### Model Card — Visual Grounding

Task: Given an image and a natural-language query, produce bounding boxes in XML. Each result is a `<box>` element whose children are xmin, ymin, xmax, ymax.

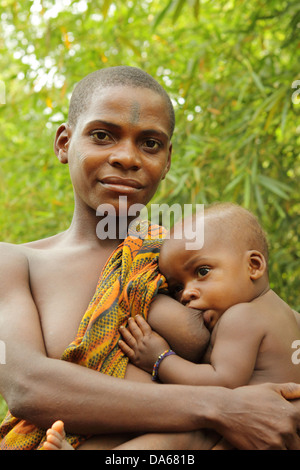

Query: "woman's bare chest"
<box><xmin>27</xmin><ymin>247</ymin><xmax>109</xmax><ymax>358</ymax></box>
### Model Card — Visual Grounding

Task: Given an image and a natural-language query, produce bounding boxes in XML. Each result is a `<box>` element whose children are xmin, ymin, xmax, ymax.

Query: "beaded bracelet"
<box><xmin>151</xmin><ymin>349</ymin><xmax>176</xmax><ymax>381</ymax></box>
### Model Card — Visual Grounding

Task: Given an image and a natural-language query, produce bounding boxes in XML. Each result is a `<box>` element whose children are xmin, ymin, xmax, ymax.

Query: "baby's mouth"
<box><xmin>202</xmin><ymin>310</ymin><xmax>214</xmax><ymax>329</ymax></box>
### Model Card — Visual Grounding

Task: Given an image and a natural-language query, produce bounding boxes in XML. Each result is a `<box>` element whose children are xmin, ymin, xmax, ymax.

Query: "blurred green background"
<box><xmin>0</xmin><ymin>0</ymin><xmax>299</xmax><ymax>421</ymax></box>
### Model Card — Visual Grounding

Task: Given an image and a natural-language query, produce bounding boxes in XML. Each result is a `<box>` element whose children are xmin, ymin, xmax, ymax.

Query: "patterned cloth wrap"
<box><xmin>0</xmin><ymin>222</ymin><xmax>167</xmax><ymax>450</ymax></box>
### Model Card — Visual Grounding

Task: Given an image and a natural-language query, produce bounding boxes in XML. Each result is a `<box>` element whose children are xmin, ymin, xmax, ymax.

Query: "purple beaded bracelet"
<box><xmin>151</xmin><ymin>349</ymin><xmax>176</xmax><ymax>381</ymax></box>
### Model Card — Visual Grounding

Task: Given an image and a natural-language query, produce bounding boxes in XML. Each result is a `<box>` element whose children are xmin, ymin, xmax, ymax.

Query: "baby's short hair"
<box><xmin>68</xmin><ymin>66</ymin><xmax>175</xmax><ymax>137</ymax></box>
<box><xmin>204</xmin><ymin>202</ymin><xmax>269</xmax><ymax>263</ymax></box>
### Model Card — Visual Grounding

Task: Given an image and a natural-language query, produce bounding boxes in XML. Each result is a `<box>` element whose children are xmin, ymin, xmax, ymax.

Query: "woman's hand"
<box><xmin>212</xmin><ymin>382</ymin><xmax>300</xmax><ymax>449</ymax></box>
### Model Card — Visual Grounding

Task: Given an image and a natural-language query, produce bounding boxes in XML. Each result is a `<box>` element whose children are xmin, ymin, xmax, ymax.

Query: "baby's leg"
<box><xmin>77</xmin><ymin>433</ymin><xmax>138</xmax><ymax>450</ymax></box>
<box><xmin>212</xmin><ymin>437</ymin><xmax>234</xmax><ymax>450</ymax></box>
<box><xmin>44</xmin><ymin>421</ymin><xmax>221</xmax><ymax>451</ymax></box>
<box><xmin>44</xmin><ymin>421</ymin><xmax>140</xmax><ymax>450</ymax></box>
<box><xmin>43</xmin><ymin>421</ymin><xmax>74</xmax><ymax>450</ymax></box>
<box><xmin>113</xmin><ymin>430</ymin><xmax>220</xmax><ymax>450</ymax></box>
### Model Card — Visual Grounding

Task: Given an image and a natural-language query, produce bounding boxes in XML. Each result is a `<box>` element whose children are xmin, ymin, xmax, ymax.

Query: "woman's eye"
<box><xmin>143</xmin><ymin>139</ymin><xmax>160</xmax><ymax>151</ymax></box>
<box><xmin>91</xmin><ymin>131</ymin><xmax>112</xmax><ymax>143</ymax></box>
<box><xmin>197</xmin><ymin>267</ymin><xmax>210</xmax><ymax>278</ymax></box>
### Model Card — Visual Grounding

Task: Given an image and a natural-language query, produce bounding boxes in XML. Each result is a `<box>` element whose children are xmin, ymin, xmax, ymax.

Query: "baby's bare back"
<box><xmin>246</xmin><ymin>290</ymin><xmax>300</xmax><ymax>386</ymax></box>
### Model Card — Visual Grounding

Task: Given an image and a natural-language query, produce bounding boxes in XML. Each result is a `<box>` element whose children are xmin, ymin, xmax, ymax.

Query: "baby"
<box><xmin>44</xmin><ymin>202</ymin><xmax>300</xmax><ymax>449</ymax></box>
<box><xmin>119</xmin><ymin>202</ymin><xmax>300</xmax><ymax>389</ymax></box>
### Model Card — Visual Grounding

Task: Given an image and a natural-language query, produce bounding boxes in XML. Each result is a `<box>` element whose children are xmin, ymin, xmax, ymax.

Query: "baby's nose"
<box><xmin>181</xmin><ymin>284</ymin><xmax>200</xmax><ymax>306</ymax></box>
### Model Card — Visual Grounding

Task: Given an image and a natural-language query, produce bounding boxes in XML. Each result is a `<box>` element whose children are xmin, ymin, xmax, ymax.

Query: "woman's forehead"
<box><xmin>76</xmin><ymin>86</ymin><xmax>172</xmax><ymax>135</ymax></box>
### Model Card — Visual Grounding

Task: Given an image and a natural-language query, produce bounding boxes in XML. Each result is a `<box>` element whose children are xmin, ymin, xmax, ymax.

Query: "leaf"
<box><xmin>257</xmin><ymin>175</ymin><xmax>292</xmax><ymax>200</ymax></box>
<box><xmin>254</xmin><ymin>184</ymin><xmax>266</xmax><ymax>216</ymax></box>
<box><xmin>271</xmin><ymin>198</ymin><xmax>287</xmax><ymax>219</ymax></box>
<box><xmin>264</xmin><ymin>97</ymin><xmax>280</xmax><ymax>131</ymax></box>
<box><xmin>244</xmin><ymin>173</ymin><xmax>251</xmax><ymax>208</ymax></box>
<box><xmin>102</xmin><ymin>0</ymin><xmax>113</xmax><ymax>19</ymax></box>
<box><xmin>281</xmin><ymin>97</ymin><xmax>289</xmax><ymax>136</ymax></box>
<box><xmin>251</xmin><ymin>154</ymin><xmax>258</xmax><ymax>181</ymax></box>
<box><xmin>224</xmin><ymin>172</ymin><xmax>245</xmax><ymax>193</ymax></box>
<box><xmin>187</xmin><ymin>0</ymin><xmax>200</xmax><ymax>19</ymax></box>
<box><xmin>152</xmin><ymin>0</ymin><xmax>174</xmax><ymax>30</ymax></box>
<box><xmin>172</xmin><ymin>0</ymin><xmax>186</xmax><ymax>24</ymax></box>
<box><xmin>193</xmin><ymin>0</ymin><xmax>200</xmax><ymax>19</ymax></box>
<box><xmin>243</xmin><ymin>58</ymin><xmax>266</xmax><ymax>96</ymax></box>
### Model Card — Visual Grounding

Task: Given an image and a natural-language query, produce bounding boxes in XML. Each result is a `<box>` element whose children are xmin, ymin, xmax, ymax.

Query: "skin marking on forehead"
<box><xmin>130</xmin><ymin>101</ymin><xmax>141</xmax><ymax>125</ymax></box>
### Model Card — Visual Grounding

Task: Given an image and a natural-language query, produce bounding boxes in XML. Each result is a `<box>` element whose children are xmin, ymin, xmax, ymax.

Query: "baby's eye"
<box><xmin>170</xmin><ymin>284</ymin><xmax>183</xmax><ymax>298</ymax></box>
<box><xmin>197</xmin><ymin>267</ymin><xmax>210</xmax><ymax>278</ymax></box>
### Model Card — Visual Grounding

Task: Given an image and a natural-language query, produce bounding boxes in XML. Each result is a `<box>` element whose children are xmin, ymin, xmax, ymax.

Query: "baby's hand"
<box><xmin>119</xmin><ymin>315</ymin><xmax>170</xmax><ymax>374</ymax></box>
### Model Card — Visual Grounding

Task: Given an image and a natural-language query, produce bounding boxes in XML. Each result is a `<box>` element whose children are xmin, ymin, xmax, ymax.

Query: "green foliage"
<box><xmin>0</xmin><ymin>399</ymin><xmax>7</xmax><ymax>422</ymax></box>
<box><xmin>0</xmin><ymin>0</ymin><xmax>299</xmax><ymax>419</ymax></box>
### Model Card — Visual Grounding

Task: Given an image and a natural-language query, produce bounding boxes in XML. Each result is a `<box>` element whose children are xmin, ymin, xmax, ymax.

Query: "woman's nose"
<box><xmin>108</xmin><ymin>140</ymin><xmax>141</xmax><ymax>171</ymax></box>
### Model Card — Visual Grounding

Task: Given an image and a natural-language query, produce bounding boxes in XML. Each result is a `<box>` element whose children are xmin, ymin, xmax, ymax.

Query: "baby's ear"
<box><xmin>247</xmin><ymin>250</ymin><xmax>267</xmax><ymax>280</ymax></box>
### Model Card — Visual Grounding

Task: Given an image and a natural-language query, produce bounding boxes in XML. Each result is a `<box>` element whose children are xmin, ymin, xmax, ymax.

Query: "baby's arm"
<box><xmin>120</xmin><ymin>304</ymin><xmax>266</xmax><ymax>388</ymax></box>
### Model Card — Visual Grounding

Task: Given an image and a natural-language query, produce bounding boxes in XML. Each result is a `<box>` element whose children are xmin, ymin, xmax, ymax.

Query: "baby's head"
<box><xmin>159</xmin><ymin>202</ymin><xmax>269</xmax><ymax>330</ymax></box>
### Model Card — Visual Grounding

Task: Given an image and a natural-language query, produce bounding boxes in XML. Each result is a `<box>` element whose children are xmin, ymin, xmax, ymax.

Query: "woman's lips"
<box><xmin>99</xmin><ymin>176</ymin><xmax>143</xmax><ymax>194</ymax></box>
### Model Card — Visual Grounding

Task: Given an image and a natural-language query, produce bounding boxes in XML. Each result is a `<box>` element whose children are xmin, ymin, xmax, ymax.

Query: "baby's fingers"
<box><xmin>134</xmin><ymin>315</ymin><xmax>153</xmax><ymax>335</ymax></box>
<box><xmin>118</xmin><ymin>339</ymin><xmax>136</xmax><ymax>361</ymax></box>
<box><xmin>119</xmin><ymin>324</ymin><xmax>137</xmax><ymax>349</ymax></box>
<box><xmin>127</xmin><ymin>317</ymin><xmax>145</xmax><ymax>340</ymax></box>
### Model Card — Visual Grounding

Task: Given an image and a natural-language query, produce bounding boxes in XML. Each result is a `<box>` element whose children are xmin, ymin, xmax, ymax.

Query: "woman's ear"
<box><xmin>162</xmin><ymin>143</ymin><xmax>172</xmax><ymax>180</ymax></box>
<box><xmin>54</xmin><ymin>123</ymin><xmax>71</xmax><ymax>164</ymax></box>
<box><xmin>247</xmin><ymin>250</ymin><xmax>267</xmax><ymax>280</ymax></box>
